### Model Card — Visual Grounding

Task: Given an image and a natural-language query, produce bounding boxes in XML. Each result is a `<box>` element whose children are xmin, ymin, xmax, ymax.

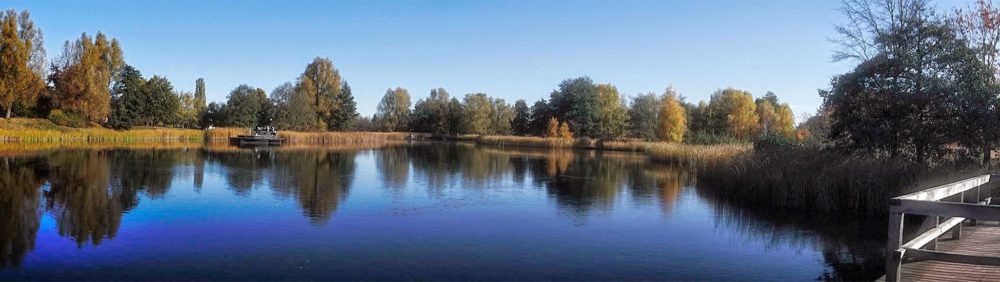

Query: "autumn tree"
<box><xmin>558</xmin><ymin>121</ymin><xmax>573</xmax><ymax>140</ymax></box>
<box><xmin>659</xmin><ymin>92</ymin><xmax>687</xmax><ymax>142</ymax></box>
<box><xmin>707</xmin><ymin>88</ymin><xmax>759</xmax><ymax>139</ymax></box>
<box><xmin>0</xmin><ymin>10</ymin><xmax>44</xmax><ymax>119</ymax></box>
<box><xmin>546</xmin><ymin>117</ymin><xmax>559</xmax><ymax>138</ymax></box>
<box><xmin>50</xmin><ymin>32</ymin><xmax>124</xmax><ymax>122</ymax></box>
<box><xmin>296</xmin><ymin>57</ymin><xmax>342</xmax><ymax>130</ymax></box>
<box><xmin>374</xmin><ymin>87</ymin><xmax>411</xmax><ymax>132</ymax></box>
<box><xmin>954</xmin><ymin>0</ymin><xmax>1000</xmax><ymax>77</ymax></box>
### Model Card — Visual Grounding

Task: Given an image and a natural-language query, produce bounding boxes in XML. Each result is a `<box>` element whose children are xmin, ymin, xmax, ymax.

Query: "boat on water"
<box><xmin>229</xmin><ymin>127</ymin><xmax>285</xmax><ymax>146</ymax></box>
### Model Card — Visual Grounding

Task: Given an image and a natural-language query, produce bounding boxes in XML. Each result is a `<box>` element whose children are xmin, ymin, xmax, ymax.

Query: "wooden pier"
<box><xmin>882</xmin><ymin>175</ymin><xmax>1000</xmax><ymax>281</ymax></box>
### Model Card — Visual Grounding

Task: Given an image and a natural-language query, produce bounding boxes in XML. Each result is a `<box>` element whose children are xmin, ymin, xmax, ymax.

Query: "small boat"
<box><xmin>229</xmin><ymin>127</ymin><xmax>285</xmax><ymax>146</ymax></box>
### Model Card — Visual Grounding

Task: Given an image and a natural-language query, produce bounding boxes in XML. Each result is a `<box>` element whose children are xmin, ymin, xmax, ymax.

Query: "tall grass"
<box><xmin>0</xmin><ymin>118</ymin><xmax>203</xmax><ymax>143</ymax></box>
<box><xmin>696</xmin><ymin>145</ymin><xmax>991</xmax><ymax>215</ymax></box>
<box><xmin>473</xmin><ymin>135</ymin><xmax>750</xmax><ymax>165</ymax></box>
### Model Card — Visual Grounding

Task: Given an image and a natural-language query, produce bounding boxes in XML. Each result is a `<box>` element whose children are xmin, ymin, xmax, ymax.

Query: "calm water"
<box><xmin>0</xmin><ymin>143</ymin><xmax>883</xmax><ymax>280</ymax></box>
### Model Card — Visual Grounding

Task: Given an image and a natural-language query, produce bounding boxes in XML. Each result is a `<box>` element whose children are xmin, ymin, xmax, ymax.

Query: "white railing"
<box><xmin>886</xmin><ymin>174</ymin><xmax>996</xmax><ymax>281</ymax></box>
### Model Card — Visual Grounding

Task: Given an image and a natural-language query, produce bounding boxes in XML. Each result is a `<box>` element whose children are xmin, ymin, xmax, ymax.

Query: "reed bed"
<box><xmin>0</xmin><ymin>119</ymin><xmax>203</xmax><ymax>144</ymax></box>
<box><xmin>642</xmin><ymin>142</ymin><xmax>752</xmax><ymax>166</ymax></box>
<box><xmin>695</xmin><ymin>146</ymin><xmax>991</xmax><ymax>215</ymax></box>
<box><xmin>474</xmin><ymin>135</ymin><xmax>750</xmax><ymax>165</ymax></box>
<box><xmin>475</xmin><ymin>135</ymin><xmax>575</xmax><ymax>148</ymax></box>
<box><xmin>205</xmin><ymin>127</ymin><xmax>426</xmax><ymax>145</ymax></box>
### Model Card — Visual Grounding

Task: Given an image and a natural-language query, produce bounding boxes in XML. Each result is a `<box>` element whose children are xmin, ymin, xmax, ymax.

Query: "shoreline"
<box><xmin>0</xmin><ymin>119</ymin><xmax>752</xmax><ymax>164</ymax></box>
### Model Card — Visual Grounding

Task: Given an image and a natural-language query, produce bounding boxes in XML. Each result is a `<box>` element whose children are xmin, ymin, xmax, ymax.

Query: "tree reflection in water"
<box><xmin>269</xmin><ymin>150</ymin><xmax>355</xmax><ymax>224</ymax></box>
<box><xmin>696</xmin><ymin>187</ymin><xmax>886</xmax><ymax>281</ymax></box>
<box><xmin>0</xmin><ymin>145</ymin><xmax>881</xmax><ymax>280</ymax></box>
<box><xmin>0</xmin><ymin>157</ymin><xmax>44</xmax><ymax>268</ymax></box>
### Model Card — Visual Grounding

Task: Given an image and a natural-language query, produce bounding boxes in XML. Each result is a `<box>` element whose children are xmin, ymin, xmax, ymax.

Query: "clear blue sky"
<box><xmin>7</xmin><ymin>0</ymin><xmax>868</xmax><ymax>119</ymax></box>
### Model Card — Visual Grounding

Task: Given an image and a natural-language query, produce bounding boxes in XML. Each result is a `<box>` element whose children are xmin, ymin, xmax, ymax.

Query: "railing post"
<box><xmin>887</xmin><ymin>205</ymin><xmax>904</xmax><ymax>282</ymax></box>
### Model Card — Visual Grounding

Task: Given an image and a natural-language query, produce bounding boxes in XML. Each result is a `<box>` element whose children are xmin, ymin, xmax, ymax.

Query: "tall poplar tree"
<box><xmin>0</xmin><ymin>10</ymin><xmax>44</xmax><ymax>119</ymax></box>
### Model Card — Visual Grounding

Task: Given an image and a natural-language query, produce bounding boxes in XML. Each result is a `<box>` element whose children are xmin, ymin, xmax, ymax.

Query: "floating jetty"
<box><xmin>229</xmin><ymin>127</ymin><xmax>284</xmax><ymax>146</ymax></box>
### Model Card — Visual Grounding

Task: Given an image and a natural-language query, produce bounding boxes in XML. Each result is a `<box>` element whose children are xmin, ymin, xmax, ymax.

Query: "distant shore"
<box><xmin>0</xmin><ymin>118</ymin><xmax>752</xmax><ymax>164</ymax></box>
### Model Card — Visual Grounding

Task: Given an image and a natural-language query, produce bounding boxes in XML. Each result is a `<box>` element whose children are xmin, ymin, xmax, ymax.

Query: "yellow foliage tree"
<box><xmin>53</xmin><ymin>32</ymin><xmax>124</xmax><ymax>123</ymax></box>
<box><xmin>708</xmin><ymin>88</ymin><xmax>759</xmax><ymax>139</ymax></box>
<box><xmin>774</xmin><ymin>103</ymin><xmax>795</xmax><ymax>137</ymax></box>
<box><xmin>658</xmin><ymin>93</ymin><xmax>687</xmax><ymax>142</ymax></box>
<box><xmin>546</xmin><ymin>117</ymin><xmax>559</xmax><ymax>138</ymax></box>
<box><xmin>0</xmin><ymin>10</ymin><xmax>44</xmax><ymax>119</ymax></box>
<box><xmin>558</xmin><ymin>121</ymin><xmax>573</xmax><ymax>140</ymax></box>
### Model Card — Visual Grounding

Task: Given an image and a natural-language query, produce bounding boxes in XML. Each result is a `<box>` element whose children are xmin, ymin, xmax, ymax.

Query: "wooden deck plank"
<box><xmin>879</xmin><ymin>224</ymin><xmax>1000</xmax><ymax>281</ymax></box>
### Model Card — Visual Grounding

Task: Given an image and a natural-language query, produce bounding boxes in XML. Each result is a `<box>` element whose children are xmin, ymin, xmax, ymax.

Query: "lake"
<box><xmin>0</xmin><ymin>143</ymin><xmax>883</xmax><ymax>280</ymax></box>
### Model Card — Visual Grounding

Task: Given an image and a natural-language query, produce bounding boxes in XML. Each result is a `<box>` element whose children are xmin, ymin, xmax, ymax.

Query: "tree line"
<box><xmin>0</xmin><ymin>7</ymin><xmax>796</xmax><ymax>143</ymax></box>
<box><xmin>368</xmin><ymin>76</ymin><xmax>796</xmax><ymax>143</ymax></box>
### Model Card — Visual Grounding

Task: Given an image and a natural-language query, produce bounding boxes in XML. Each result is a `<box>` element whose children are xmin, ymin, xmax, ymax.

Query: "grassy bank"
<box><xmin>0</xmin><ymin>118</ymin><xmax>203</xmax><ymax>143</ymax></box>
<box><xmin>0</xmin><ymin>120</ymin><xmax>749</xmax><ymax>166</ymax></box>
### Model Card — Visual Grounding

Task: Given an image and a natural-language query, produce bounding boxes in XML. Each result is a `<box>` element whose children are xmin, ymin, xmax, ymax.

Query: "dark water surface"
<box><xmin>0</xmin><ymin>143</ymin><xmax>883</xmax><ymax>280</ymax></box>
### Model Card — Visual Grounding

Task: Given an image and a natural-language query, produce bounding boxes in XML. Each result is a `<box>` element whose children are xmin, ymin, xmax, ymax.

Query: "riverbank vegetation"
<box><xmin>696</xmin><ymin>0</ymin><xmax>1000</xmax><ymax>216</ymax></box>
<box><xmin>0</xmin><ymin>118</ymin><xmax>202</xmax><ymax>143</ymax></box>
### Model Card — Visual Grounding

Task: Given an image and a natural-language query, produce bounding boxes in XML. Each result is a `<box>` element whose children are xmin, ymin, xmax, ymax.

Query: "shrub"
<box><xmin>47</xmin><ymin>110</ymin><xmax>89</xmax><ymax>128</ymax></box>
<box><xmin>753</xmin><ymin>132</ymin><xmax>799</xmax><ymax>152</ymax></box>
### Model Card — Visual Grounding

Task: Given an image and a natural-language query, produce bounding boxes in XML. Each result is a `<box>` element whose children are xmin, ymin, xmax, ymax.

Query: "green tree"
<box><xmin>194</xmin><ymin>78</ymin><xmax>206</xmax><ymax>112</ymax></box>
<box><xmin>512</xmin><ymin>99</ymin><xmax>531</xmax><ymax>136</ymax></box>
<box><xmin>490</xmin><ymin>97</ymin><xmax>515</xmax><ymax>135</ymax></box>
<box><xmin>143</xmin><ymin>76</ymin><xmax>179</xmax><ymax>126</ymax></box>
<box><xmin>106</xmin><ymin>65</ymin><xmax>144</xmax><ymax>129</ymax></box>
<box><xmin>270</xmin><ymin>82</ymin><xmax>315</xmax><ymax>131</ymax></box>
<box><xmin>175</xmin><ymin>90</ymin><xmax>199</xmax><ymax>128</ymax></box>
<box><xmin>629</xmin><ymin>92</ymin><xmax>661</xmax><ymax>140</ymax></box>
<box><xmin>410</xmin><ymin>88</ymin><xmax>452</xmax><ymax>135</ymax></box>
<box><xmin>223</xmin><ymin>84</ymin><xmax>269</xmax><ymax>128</ymax></box>
<box><xmin>374</xmin><ymin>87</ymin><xmax>411</xmax><ymax>132</ymax></box>
<box><xmin>327</xmin><ymin>81</ymin><xmax>357</xmax><ymax>131</ymax></box>
<box><xmin>447</xmin><ymin>97</ymin><xmax>464</xmax><ymax>135</ymax></box>
<box><xmin>462</xmin><ymin>93</ymin><xmax>492</xmax><ymax>135</ymax></box>
<box><xmin>825</xmin><ymin>0</ymin><xmax>999</xmax><ymax>163</ymax></box>
<box><xmin>593</xmin><ymin>83</ymin><xmax>628</xmax><ymax>139</ymax></box>
<box><xmin>528</xmin><ymin>99</ymin><xmax>551</xmax><ymax>136</ymax></box>
<box><xmin>550</xmin><ymin>77</ymin><xmax>599</xmax><ymax>137</ymax></box>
